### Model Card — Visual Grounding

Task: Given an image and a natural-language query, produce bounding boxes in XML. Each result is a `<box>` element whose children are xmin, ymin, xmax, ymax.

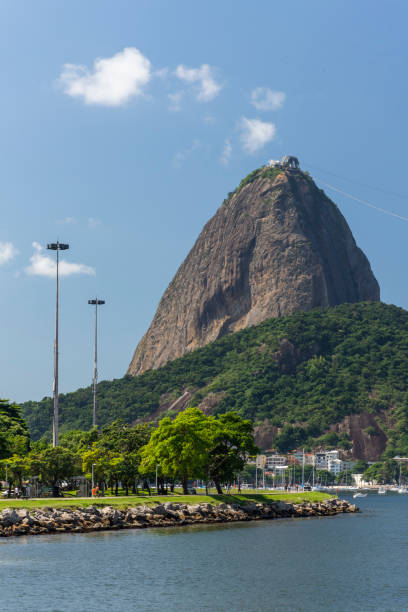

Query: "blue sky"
<box><xmin>1</xmin><ymin>0</ymin><xmax>408</xmax><ymax>402</ymax></box>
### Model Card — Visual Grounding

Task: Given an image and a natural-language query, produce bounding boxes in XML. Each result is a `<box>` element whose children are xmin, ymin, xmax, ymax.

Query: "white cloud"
<box><xmin>175</xmin><ymin>64</ymin><xmax>221</xmax><ymax>102</ymax></box>
<box><xmin>57</xmin><ymin>216</ymin><xmax>77</xmax><ymax>225</ymax></box>
<box><xmin>168</xmin><ymin>91</ymin><xmax>184</xmax><ymax>112</ymax></box>
<box><xmin>172</xmin><ymin>139</ymin><xmax>201</xmax><ymax>168</ymax></box>
<box><xmin>220</xmin><ymin>139</ymin><xmax>232</xmax><ymax>166</ymax></box>
<box><xmin>88</xmin><ymin>217</ymin><xmax>102</xmax><ymax>230</ymax></box>
<box><xmin>0</xmin><ymin>242</ymin><xmax>18</xmax><ymax>265</ymax></box>
<box><xmin>26</xmin><ymin>242</ymin><xmax>95</xmax><ymax>278</ymax></box>
<box><xmin>155</xmin><ymin>67</ymin><xmax>169</xmax><ymax>78</ymax></box>
<box><xmin>239</xmin><ymin>117</ymin><xmax>276</xmax><ymax>154</ymax></box>
<box><xmin>59</xmin><ymin>47</ymin><xmax>151</xmax><ymax>106</ymax></box>
<box><xmin>251</xmin><ymin>87</ymin><xmax>286</xmax><ymax>111</ymax></box>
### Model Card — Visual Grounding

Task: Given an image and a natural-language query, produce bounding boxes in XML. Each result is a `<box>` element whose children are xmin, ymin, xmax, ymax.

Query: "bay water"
<box><xmin>0</xmin><ymin>493</ymin><xmax>407</xmax><ymax>612</ymax></box>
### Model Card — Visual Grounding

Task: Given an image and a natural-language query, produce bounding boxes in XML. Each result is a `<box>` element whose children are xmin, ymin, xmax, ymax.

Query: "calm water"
<box><xmin>0</xmin><ymin>494</ymin><xmax>407</xmax><ymax>612</ymax></box>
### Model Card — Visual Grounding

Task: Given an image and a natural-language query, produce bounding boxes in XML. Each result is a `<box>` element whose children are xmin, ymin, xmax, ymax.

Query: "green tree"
<box><xmin>0</xmin><ymin>399</ymin><xmax>29</xmax><ymax>459</ymax></box>
<box><xmin>0</xmin><ymin>454</ymin><xmax>31</xmax><ymax>496</ymax></box>
<box><xmin>59</xmin><ymin>428</ymin><xmax>99</xmax><ymax>452</ymax></box>
<box><xmin>205</xmin><ymin>412</ymin><xmax>258</xmax><ymax>493</ymax></box>
<box><xmin>352</xmin><ymin>460</ymin><xmax>368</xmax><ymax>473</ymax></box>
<box><xmin>96</xmin><ymin>421</ymin><xmax>152</xmax><ymax>495</ymax></box>
<box><xmin>362</xmin><ymin>459</ymin><xmax>398</xmax><ymax>484</ymax></box>
<box><xmin>139</xmin><ymin>408</ymin><xmax>209</xmax><ymax>494</ymax></box>
<box><xmin>82</xmin><ymin>446</ymin><xmax>116</xmax><ymax>493</ymax></box>
<box><xmin>34</xmin><ymin>446</ymin><xmax>80</xmax><ymax>496</ymax></box>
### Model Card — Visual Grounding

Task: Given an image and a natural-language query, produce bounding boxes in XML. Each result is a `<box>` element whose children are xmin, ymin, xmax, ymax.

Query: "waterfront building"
<box><xmin>289</xmin><ymin>451</ymin><xmax>314</xmax><ymax>465</ymax></box>
<box><xmin>255</xmin><ymin>455</ymin><xmax>267</xmax><ymax>468</ymax></box>
<box><xmin>326</xmin><ymin>450</ymin><xmax>340</xmax><ymax>461</ymax></box>
<box><xmin>314</xmin><ymin>452</ymin><xmax>329</xmax><ymax>470</ymax></box>
<box><xmin>314</xmin><ymin>450</ymin><xmax>342</xmax><ymax>471</ymax></box>
<box><xmin>265</xmin><ymin>454</ymin><xmax>287</xmax><ymax>469</ymax></box>
<box><xmin>327</xmin><ymin>458</ymin><xmax>344</xmax><ymax>474</ymax></box>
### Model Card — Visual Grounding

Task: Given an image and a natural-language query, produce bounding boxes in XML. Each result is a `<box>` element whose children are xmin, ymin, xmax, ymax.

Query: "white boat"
<box><xmin>353</xmin><ymin>492</ymin><xmax>367</xmax><ymax>498</ymax></box>
<box><xmin>378</xmin><ymin>486</ymin><xmax>386</xmax><ymax>495</ymax></box>
<box><xmin>398</xmin><ymin>487</ymin><xmax>407</xmax><ymax>494</ymax></box>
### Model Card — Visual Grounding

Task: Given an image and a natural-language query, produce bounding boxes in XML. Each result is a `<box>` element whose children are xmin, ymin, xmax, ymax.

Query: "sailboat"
<box><xmin>311</xmin><ymin>461</ymin><xmax>321</xmax><ymax>490</ymax></box>
<box><xmin>353</xmin><ymin>491</ymin><xmax>367</xmax><ymax>498</ymax></box>
<box><xmin>397</xmin><ymin>462</ymin><xmax>406</xmax><ymax>493</ymax></box>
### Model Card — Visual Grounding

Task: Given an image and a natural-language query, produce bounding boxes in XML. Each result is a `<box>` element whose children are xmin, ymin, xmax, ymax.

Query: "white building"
<box><xmin>266</xmin><ymin>159</ymin><xmax>281</xmax><ymax>168</ymax></box>
<box><xmin>314</xmin><ymin>450</ymin><xmax>341</xmax><ymax>471</ymax></box>
<box><xmin>291</xmin><ymin>451</ymin><xmax>314</xmax><ymax>466</ymax></box>
<box><xmin>266</xmin><ymin>454</ymin><xmax>287</xmax><ymax>469</ymax></box>
<box><xmin>328</xmin><ymin>458</ymin><xmax>344</xmax><ymax>475</ymax></box>
<box><xmin>255</xmin><ymin>455</ymin><xmax>267</xmax><ymax>468</ymax></box>
<box><xmin>314</xmin><ymin>452</ymin><xmax>329</xmax><ymax>470</ymax></box>
<box><xmin>326</xmin><ymin>450</ymin><xmax>340</xmax><ymax>461</ymax></box>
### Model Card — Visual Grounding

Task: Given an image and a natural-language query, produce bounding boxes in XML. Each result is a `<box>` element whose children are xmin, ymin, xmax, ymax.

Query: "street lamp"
<box><xmin>88</xmin><ymin>298</ymin><xmax>105</xmax><ymax>428</ymax></box>
<box><xmin>91</xmin><ymin>463</ymin><xmax>96</xmax><ymax>497</ymax></box>
<box><xmin>47</xmin><ymin>241</ymin><xmax>69</xmax><ymax>447</ymax></box>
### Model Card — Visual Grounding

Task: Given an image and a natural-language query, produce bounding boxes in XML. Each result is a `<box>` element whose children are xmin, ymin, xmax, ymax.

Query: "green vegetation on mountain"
<box><xmin>21</xmin><ymin>302</ymin><xmax>408</xmax><ymax>457</ymax></box>
<box><xmin>232</xmin><ymin>165</ymin><xmax>284</xmax><ymax>196</ymax></box>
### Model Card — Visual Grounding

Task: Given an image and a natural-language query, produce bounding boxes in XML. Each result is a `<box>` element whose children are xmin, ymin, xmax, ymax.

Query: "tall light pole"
<box><xmin>47</xmin><ymin>241</ymin><xmax>69</xmax><ymax>447</ymax></box>
<box><xmin>88</xmin><ymin>298</ymin><xmax>105</xmax><ymax>428</ymax></box>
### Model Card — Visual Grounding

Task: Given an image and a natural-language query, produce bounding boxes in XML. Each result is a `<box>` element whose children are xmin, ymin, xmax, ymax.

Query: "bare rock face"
<box><xmin>128</xmin><ymin>167</ymin><xmax>379</xmax><ymax>375</ymax></box>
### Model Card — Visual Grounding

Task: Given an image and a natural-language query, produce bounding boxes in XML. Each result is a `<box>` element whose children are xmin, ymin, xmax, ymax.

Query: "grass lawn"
<box><xmin>0</xmin><ymin>491</ymin><xmax>332</xmax><ymax>511</ymax></box>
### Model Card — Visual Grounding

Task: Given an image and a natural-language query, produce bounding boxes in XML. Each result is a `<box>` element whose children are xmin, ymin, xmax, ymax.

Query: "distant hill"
<box><xmin>21</xmin><ymin>302</ymin><xmax>408</xmax><ymax>460</ymax></box>
<box><xmin>128</xmin><ymin>162</ymin><xmax>379</xmax><ymax>376</ymax></box>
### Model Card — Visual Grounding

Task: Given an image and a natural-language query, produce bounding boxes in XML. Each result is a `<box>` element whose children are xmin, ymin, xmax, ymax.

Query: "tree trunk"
<box><xmin>214</xmin><ymin>479</ymin><xmax>223</xmax><ymax>494</ymax></box>
<box><xmin>182</xmin><ymin>470</ymin><xmax>189</xmax><ymax>495</ymax></box>
<box><xmin>115</xmin><ymin>480</ymin><xmax>118</xmax><ymax>496</ymax></box>
<box><xmin>52</xmin><ymin>483</ymin><xmax>60</xmax><ymax>497</ymax></box>
<box><xmin>158</xmin><ymin>477</ymin><xmax>166</xmax><ymax>495</ymax></box>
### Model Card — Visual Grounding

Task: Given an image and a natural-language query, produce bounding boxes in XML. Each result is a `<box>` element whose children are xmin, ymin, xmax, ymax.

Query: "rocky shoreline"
<box><xmin>0</xmin><ymin>498</ymin><xmax>358</xmax><ymax>538</ymax></box>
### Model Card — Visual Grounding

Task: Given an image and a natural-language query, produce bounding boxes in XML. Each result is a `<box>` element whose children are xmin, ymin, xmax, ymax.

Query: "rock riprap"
<box><xmin>0</xmin><ymin>499</ymin><xmax>358</xmax><ymax>537</ymax></box>
<box><xmin>128</xmin><ymin>166</ymin><xmax>379</xmax><ymax>375</ymax></box>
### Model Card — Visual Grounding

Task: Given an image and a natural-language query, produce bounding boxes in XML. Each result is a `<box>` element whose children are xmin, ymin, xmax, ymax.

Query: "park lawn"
<box><xmin>0</xmin><ymin>491</ymin><xmax>332</xmax><ymax>511</ymax></box>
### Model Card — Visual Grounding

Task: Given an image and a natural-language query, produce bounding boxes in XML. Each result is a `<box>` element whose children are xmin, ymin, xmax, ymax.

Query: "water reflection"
<box><xmin>0</xmin><ymin>495</ymin><xmax>407</xmax><ymax>612</ymax></box>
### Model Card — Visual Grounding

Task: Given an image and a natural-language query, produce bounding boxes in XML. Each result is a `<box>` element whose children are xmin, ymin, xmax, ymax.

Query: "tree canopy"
<box><xmin>0</xmin><ymin>399</ymin><xmax>29</xmax><ymax>460</ymax></box>
<box><xmin>139</xmin><ymin>408</ymin><xmax>257</xmax><ymax>493</ymax></box>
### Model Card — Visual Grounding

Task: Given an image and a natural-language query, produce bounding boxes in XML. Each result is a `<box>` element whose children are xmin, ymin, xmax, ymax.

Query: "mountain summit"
<box><xmin>128</xmin><ymin>158</ymin><xmax>380</xmax><ymax>376</ymax></box>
